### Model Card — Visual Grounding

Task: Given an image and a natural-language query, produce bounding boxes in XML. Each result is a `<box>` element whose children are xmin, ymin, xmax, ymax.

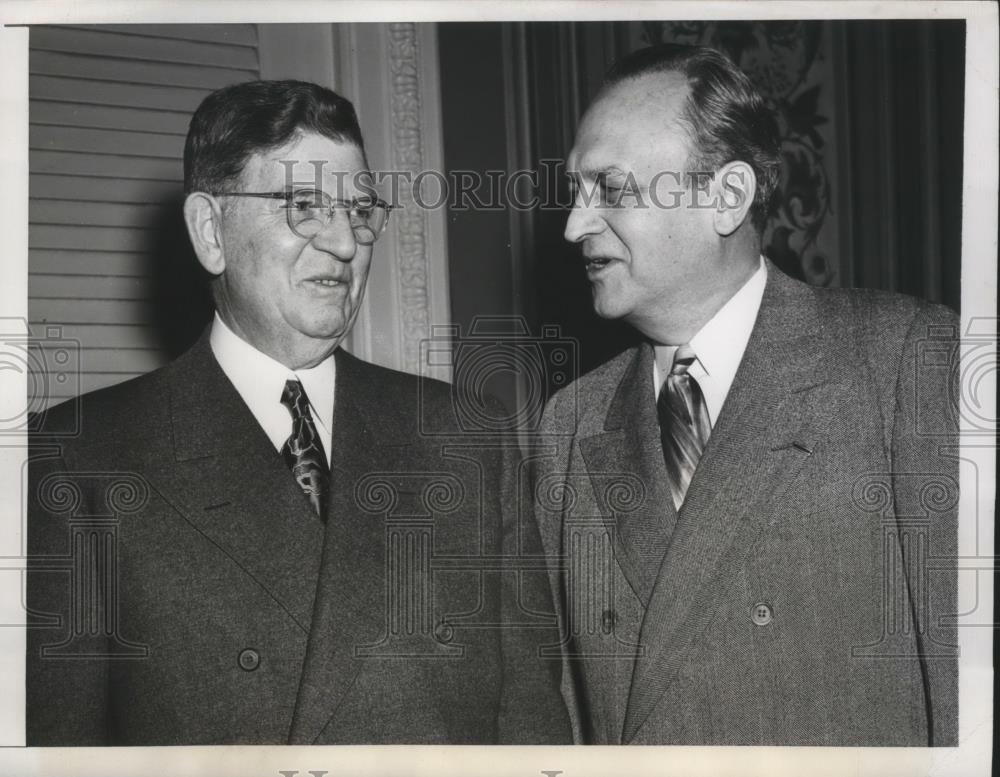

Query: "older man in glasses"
<box><xmin>27</xmin><ymin>80</ymin><xmax>570</xmax><ymax>746</ymax></box>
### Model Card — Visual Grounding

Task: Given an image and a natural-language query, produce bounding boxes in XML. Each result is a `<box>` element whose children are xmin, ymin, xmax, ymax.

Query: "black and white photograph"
<box><xmin>0</xmin><ymin>2</ymin><xmax>995</xmax><ymax>776</ymax></box>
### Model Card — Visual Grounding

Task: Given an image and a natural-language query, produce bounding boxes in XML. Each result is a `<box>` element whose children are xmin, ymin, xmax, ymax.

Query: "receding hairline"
<box><xmin>580</xmin><ymin>69</ymin><xmax>702</xmax><ymax>164</ymax></box>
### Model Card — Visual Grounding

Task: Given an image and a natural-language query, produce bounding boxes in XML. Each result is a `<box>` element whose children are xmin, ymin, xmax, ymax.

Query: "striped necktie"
<box><xmin>280</xmin><ymin>379</ymin><xmax>330</xmax><ymax>520</ymax></box>
<box><xmin>657</xmin><ymin>344</ymin><xmax>712</xmax><ymax>510</ymax></box>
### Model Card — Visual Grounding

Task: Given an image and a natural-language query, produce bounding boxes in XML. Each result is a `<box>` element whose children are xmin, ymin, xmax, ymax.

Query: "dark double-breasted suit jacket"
<box><xmin>532</xmin><ymin>264</ymin><xmax>959</xmax><ymax>745</ymax></box>
<box><xmin>27</xmin><ymin>334</ymin><xmax>570</xmax><ymax>745</ymax></box>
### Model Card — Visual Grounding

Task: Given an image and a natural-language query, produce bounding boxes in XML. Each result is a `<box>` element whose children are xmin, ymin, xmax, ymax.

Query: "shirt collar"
<box><xmin>209</xmin><ymin>313</ymin><xmax>336</xmax><ymax>437</ymax></box>
<box><xmin>688</xmin><ymin>255</ymin><xmax>767</xmax><ymax>380</ymax></box>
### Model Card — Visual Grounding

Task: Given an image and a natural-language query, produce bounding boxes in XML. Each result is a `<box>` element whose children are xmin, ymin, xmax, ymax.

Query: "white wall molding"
<box><xmin>333</xmin><ymin>23</ymin><xmax>451</xmax><ymax>380</ymax></box>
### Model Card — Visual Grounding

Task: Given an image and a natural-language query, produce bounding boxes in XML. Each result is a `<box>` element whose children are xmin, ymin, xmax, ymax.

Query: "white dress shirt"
<box><xmin>653</xmin><ymin>257</ymin><xmax>767</xmax><ymax>427</ymax></box>
<box><xmin>209</xmin><ymin>313</ymin><xmax>336</xmax><ymax>465</ymax></box>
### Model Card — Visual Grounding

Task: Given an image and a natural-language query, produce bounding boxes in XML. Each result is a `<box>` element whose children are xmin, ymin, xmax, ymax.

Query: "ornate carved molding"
<box><xmin>387</xmin><ymin>22</ymin><xmax>431</xmax><ymax>376</ymax></box>
<box><xmin>336</xmin><ymin>22</ymin><xmax>449</xmax><ymax>378</ymax></box>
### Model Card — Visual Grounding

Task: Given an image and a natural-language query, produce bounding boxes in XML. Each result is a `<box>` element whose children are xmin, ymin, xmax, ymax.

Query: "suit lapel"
<box><xmin>623</xmin><ymin>266</ymin><xmax>841</xmax><ymax>742</ymax></box>
<box><xmin>289</xmin><ymin>350</ymin><xmax>407</xmax><ymax>744</ymax></box>
<box><xmin>163</xmin><ymin>333</ymin><xmax>325</xmax><ymax>634</ymax></box>
<box><xmin>578</xmin><ymin>345</ymin><xmax>677</xmax><ymax>607</ymax></box>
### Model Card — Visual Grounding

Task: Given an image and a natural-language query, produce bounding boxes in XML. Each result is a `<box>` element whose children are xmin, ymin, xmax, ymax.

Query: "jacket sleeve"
<box><xmin>890</xmin><ymin>301</ymin><xmax>960</xmax><ymax>745</ymax></box>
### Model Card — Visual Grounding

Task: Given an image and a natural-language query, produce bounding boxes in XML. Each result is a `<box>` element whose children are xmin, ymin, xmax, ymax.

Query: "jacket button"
<box><xmin>751</xmin><ymin>603</ymin><xmax>773</xmax><ymax>626</ymax></box>
<box><xmin>601</xmin><ymin>609</ymin><xmax>616</xmax><ymax>633</ymax></box>
<box><xmin>238</xmin><ymin>648</ymin><xmax>260</xmax><ymax>671</ymax></box>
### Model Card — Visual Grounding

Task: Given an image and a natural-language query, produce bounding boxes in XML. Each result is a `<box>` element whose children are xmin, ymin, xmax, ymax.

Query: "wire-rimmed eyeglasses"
<box><xmin>213</xmin><ymin>188</ymin><xmax>396</xmax><ymax>245</ymax></box>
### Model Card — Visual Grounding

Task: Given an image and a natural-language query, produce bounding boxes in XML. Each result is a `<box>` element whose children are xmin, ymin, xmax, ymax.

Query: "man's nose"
<box><xmin>563</xmin><ymin>194</ymin><xmax>604</xmax><ymax>244</ymax></box>
<box><xmin>310</xmin><ymin>209</ymin><xmax>358</xmax><ymax>259</ymax></box>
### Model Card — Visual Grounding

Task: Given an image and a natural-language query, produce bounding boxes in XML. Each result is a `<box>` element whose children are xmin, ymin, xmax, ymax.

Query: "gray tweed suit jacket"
<box><xmin>533</xmin><ymin>263</ymin><xmax>959</xmax><ymax>745</ymax></box>
<box><xmin>27</xmin><ymin>333</ymin><xmax>570</xmax><ymax>745</ymax></box>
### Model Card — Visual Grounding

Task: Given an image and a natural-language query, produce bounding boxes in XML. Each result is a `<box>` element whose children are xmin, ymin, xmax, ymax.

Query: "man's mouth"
<box><xmin>305</xmin><ymin>275</ymin><xmax>347</xmax><ymax>288</ymax></box>
<box><xmin>585</xmin><ymin>256</ymin><xmax>615</xmax><ymax>273</ymax></box>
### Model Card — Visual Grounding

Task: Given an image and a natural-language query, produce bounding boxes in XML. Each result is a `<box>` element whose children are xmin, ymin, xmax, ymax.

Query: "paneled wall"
<box><xmin>28</xmin><ymin>24</ymin><xmax>261</xmax><ymax>405</ymax></box>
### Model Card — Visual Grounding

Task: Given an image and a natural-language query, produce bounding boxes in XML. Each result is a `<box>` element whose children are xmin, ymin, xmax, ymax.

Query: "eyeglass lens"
<box><xmin>287</xmin><ymin>189</ymin><xmax>388</xmax><ymax>244</ymax></box>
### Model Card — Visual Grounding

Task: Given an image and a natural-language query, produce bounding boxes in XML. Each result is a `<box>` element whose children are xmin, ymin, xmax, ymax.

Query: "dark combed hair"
<box><xmin>605</xmin><ymin>44</ymin><xmax>781</xmax><ymax>233</ymax></box>
<box><xmin>183</xmin><ymin>79</ymin><xmax>366</xmax><ymax>195</ymax></box>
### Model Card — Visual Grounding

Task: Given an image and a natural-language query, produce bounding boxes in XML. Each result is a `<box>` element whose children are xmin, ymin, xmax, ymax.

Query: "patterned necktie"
<box><xmin>657</xmin><ymin>344</ymin><xmax>712</xmax><ymax>510</ymax></box>
<box><xmin>280</xmin><ymin>379</ymin><xmax>330</xmax><ymax>520</ymax></box>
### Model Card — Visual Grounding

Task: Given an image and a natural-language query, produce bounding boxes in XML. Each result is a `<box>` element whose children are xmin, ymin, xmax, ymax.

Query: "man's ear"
<box><xmin>712</xmin><ymin>161</ymin><xmax>756</xmax><ymax>237</ymax></box>
<box><xmin>183</xmin><ymin>192</ymin><xmax>226</xmax><ymax>276</ymax></box>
